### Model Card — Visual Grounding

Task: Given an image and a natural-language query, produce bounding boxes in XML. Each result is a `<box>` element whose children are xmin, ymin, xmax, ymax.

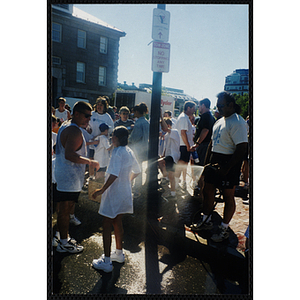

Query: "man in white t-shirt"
<box><xmin>191</xmin><ymin>92</ymin><xmax>248</xmax><ymax>242</ymax></box>
<box><xmin>174</xmin><ymin>101</ymin><xmax>197</xmax><ymax>189</ymax></box>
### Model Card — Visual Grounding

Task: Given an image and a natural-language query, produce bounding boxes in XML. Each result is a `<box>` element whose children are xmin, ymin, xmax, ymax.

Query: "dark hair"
<box><xmin>73</xmin><ymin>101</ymin><xmax>92</xmax><ymax>114</ymax></box>
<box><xmin>95</xmin><ymin>96</ymin><xmax>108</xmax><ymax>113</ymax></box>
<box><xmin>164</xmin><ymin>117</ymin><xmax>172</xmax><ymax>126</ymax></box>
<box><xmin>183</xmin><ymin>101</ymin><xmax>196</xmax><ymax>112</ymax></box>
<box><xmin>200</xmin><ymin>98</ymin><xmax>211</xmax><ymax>109</ymax></box>
<box><xmin>164</xmin><ymin>110</ymin><xmax>172</xmax><ymax>117</ymax></box>
<box><xmin>217</xmin><ymin>91</ymin><xmax>241</xmax><ymax>114</ymax></box>
<box><xmin>113</xmin><ymin>126</ymin><xmax>129</xmax><ymax>146</ymax></box>
<box><xmin>133</xmin><ymin>102</ymin><xmax>148</xmax><ymax>115</ymax></box>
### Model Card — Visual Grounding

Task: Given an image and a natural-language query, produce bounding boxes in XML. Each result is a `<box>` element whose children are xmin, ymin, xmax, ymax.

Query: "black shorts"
<box><xmin>164</xmin><ymin>156</ymin><xmax>176</xmax><ymax>172</ymax></box>
<box><xmin>204</xmin><ymin>152</ymin><xmax>242</xmax><ymax>189</ymax></box>
<box><xmin>53</xmin><ymin>185</ymin><xmax>81</xmax><ymax>203</ymax></box>
<box><xmin>179</xmin><ymin>146</ymin><xmax>190</xmax><ymax>163</ymax></box>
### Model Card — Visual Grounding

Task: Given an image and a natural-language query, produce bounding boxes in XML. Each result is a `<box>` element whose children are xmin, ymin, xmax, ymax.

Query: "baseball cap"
<box><xmin>99</xmin><ymin>122</ymin><xmax>111</xmax><ymax>132</ymax></box>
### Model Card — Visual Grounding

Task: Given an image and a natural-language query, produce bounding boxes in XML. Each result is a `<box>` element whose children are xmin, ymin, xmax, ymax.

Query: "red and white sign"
<box><xmin>152</xmin><ymin>41</ymin><xmax>170</xmax><ymax>73</ymax></box>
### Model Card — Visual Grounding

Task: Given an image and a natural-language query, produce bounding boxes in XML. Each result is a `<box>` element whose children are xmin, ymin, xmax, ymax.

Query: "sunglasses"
<box><xmin>78</xmin><ymin>111</ymin><xmax>92</xmax><ymax>118</ymax></box>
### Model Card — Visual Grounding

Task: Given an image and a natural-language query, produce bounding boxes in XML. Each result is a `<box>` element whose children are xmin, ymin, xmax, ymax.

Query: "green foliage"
<box><xmin>233</xmin><ymin>93</ymin><xmax>249</xmax><ymax>119</ymax></box>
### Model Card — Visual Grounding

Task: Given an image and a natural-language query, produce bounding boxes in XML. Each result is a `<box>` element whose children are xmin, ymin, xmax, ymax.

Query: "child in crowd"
<box><xmin>158</xmin><ymin>115</ymin><xmax>180</xmax><ymax>199</ymax></box>
<box><xmin>88</xmin><ymin>123</ymin><xmax>113</xmax><ymax>179</ymax></box>
<box><xmin>91</xmin><ymin>126</ymin><xmax>141</xmax><ymax>272</ymax></box>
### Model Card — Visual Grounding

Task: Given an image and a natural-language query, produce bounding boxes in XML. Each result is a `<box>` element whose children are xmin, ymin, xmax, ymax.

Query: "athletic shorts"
<box><xmin>204</xmin><ymin>152</ymin><xmax>243</xmax><ymax>189</ymax></box>
<box><xmin>164</xmin><ymin>156</ymin><xmax>176</xmax><ymax>172</ymax></box>
<box><xmin>179</xmin><ymin>145</ymin><xmax>191</xmax><ymax>163</ymax></box>
<box><xmin>54</xmin><ymin>186</ymin><xmax>81</xmax><ymax>203</ymax></box>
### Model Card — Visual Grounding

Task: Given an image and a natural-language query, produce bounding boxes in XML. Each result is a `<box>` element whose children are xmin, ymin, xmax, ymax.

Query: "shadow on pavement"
<box><xmin>88</xmin><ymin>262</ymin><xmax>127</xmax><ymax>294</ymax></box>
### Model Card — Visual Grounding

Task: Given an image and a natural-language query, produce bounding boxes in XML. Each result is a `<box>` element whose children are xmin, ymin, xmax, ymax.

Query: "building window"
<box><xmin>77</xmin><ymin>30</ymin><xmax>86</xmax><ymax>48</ymax></box>
<box><xmin>52</xmin><ymin>22</ymin><xmax>62</xmax><ymax>42</ymax></box>
<box><xmin>98</xmin><ymin>66</ymin><xmax>106</xmax><ymax>86</ymax></box>
<box><xmin>100</xmin><ymin>36</ymin><xmax>108</xmax><ymax>54</ymax></box>
<box><xmin>52</xmin><ymin>56</ymin><xmax>61</xmax><ymax>65</ymax></box>
<box><xmin>76</xmin><ymin>62</ymin><xmax>85</xmax><ymax>83</ymax></box>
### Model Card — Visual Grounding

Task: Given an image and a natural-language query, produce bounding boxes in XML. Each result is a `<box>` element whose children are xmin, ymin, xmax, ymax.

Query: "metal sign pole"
<box><xmin>145</xmin><ymin>3</ymin><xmax>166</xmax><ymax>294</ymax></box>
<box><xmin>147</xmin><ymin>3</ymin><xmax>166</xmax><ymax>219</ymax></box>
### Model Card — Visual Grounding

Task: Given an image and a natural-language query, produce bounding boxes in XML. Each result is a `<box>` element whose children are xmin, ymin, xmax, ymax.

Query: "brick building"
<box><xmin>51</xmin><ymin>4</ymin><xmax>126</xmax><ymax>107</ymax></box>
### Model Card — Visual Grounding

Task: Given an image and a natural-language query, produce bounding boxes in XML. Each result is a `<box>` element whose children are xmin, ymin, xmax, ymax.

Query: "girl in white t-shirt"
<box><xmin>91</xmin><ymin>126</ymin><xmax>141</xmax><ymax>272</ymax></box>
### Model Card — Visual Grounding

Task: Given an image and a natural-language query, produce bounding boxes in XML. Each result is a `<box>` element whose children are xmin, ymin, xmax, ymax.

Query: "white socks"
<box><xmin>221</xmin><ymin>222</ymin><xmax>229</xmax><ymax>229</ymax></box>
<box><xmin>115</xmin><ymin>249</ymin><xmax>122</xmax><ymax>255</ymax></box>
<box><xmin>104</xmin><ymin>256</ymin><xmax>111</xmax><ymax>263</ymax></box>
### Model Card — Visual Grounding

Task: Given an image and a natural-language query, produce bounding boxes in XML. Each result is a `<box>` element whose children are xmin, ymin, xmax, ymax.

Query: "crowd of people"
<box><xmin>51</xmin><ymin>91</ymin><xmax>249</xmax><ymax>272</ymax></box>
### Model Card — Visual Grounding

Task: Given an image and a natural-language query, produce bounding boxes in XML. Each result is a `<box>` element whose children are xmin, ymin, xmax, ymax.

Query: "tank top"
<box><xmin>55</xmin><ymin>121</ymin><xmax>87</xmax><ymax>192</ymax></box>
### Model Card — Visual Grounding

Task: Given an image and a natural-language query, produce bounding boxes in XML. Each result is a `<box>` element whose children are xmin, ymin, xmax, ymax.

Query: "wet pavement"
<box><xmin>49</xmin><ymin>163</ymin><xmax>251</xmax><ymax>296</ymax></box>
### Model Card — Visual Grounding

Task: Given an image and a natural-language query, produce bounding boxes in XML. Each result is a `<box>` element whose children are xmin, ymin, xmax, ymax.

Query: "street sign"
<box><xmin>152</xmin><ymin>8</ymin><xmax>170</xmax><ymax>42</ymax></box>
<box><xmin>152</xmin><ymin>41</ymin><xmax>170</xmax><ymax>73</ymax></box>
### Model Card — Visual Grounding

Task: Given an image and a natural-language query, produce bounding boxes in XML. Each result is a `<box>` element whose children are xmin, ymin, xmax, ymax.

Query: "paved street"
<box><xmin>49</xmin><ymin>163</ymin><xmax>250</xmax><ymax>296</ymax></box>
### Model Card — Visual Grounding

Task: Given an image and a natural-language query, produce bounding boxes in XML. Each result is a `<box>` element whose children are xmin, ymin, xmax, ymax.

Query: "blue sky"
<box><xmin>75</xmin><ymin>4</ymin><xmax>249</xmax><ymax>108</ymax></box>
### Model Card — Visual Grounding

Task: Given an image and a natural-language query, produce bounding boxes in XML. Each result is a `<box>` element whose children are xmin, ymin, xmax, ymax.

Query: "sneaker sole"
<box><xmin>92</xmin><ymin>262</ymin><xmax>113</xmax><ymax>272</ymax></box>
<box><xmin>56</xmin><ymin>245</ymin><xmax>84</xmax><ymax>253</ymax></box>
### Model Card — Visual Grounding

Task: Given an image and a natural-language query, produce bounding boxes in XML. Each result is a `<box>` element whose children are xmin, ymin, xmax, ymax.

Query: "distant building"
<box><xmin>224</xmin><ymin>69</ymin><xmax>249</xmax><ymax>95</ymax></box>
<box><xmin>117</xmin><ymin>81</ymin><xmax>144</xmax><ymax>91</ymax></box>
<box><xmin>51</xmin><ymin>4</ymin><xmax>126</xmax><ymax>107</ymax></box>
<box><xmin>140</xmin><ymin>82</ymin><xmax>196</xmax><ymax>99</ymax></box>
<box><xmin>138</xmin><ymin>83</ymin><xmax>198</xmax><ymax>114</ymax></box>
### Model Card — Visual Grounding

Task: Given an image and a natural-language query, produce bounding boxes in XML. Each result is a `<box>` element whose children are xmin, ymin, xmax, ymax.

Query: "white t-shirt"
<box><xmin>175</xmin><ymin>112</ymin><xmax>194</xmax><ymax>147</ymax></box>
<box><xmin>89</xmin><ymin>111</ymin><xmax>114</xmax><ymax>138</ymax></box>
<box><xmin>55</xmin><ymin>109</ymin><xmax>69</xmax><ymax>122</ymax></box>
<box><xmin>164</xmin><ymin>129</ymin><xmax>181</xmax><ymax>163</ymax></box>
<box><xmin>94</xmin><ymin>135</ymin><xmax>111</xmax><ymax>168</ymax></box>
<box><xmin>99</xmin><ymin>146</ymin><xmax>141</xmax><ymax>219</ymax></box>
<box><xmin>211</xmin><ymin>113</ymin><xmax>248</xmax><ymax>155</ymax></box>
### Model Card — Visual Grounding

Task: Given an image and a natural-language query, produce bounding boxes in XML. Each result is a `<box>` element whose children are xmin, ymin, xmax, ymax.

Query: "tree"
<box><xmin>233</xmin><ymin>93</ymin><xmax>249</xmax><ymax>119</ymax></box>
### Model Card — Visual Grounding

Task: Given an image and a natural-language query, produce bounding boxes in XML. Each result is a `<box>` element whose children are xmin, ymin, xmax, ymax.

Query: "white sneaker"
<box><xmin>52</xmin><ymin>235</ymin><xmax>59</xmax><ymax>247</ymax></box>
<box><xmin>56</xmin><ymin>240</ymin><xmax>84</xmax><ymax>253</ymax></box>
<box><xmin>70</xmin><ymin>215</ymin><xmax>81</xmax><ymax>226</ymax></box>
<box><xmin>92</xmin><ymin>255</ymin><xmax>113</xmax><ymax>272</ymax></box>
<box><xmin>110</xmin><ymin>250</ymin><xmax>125</xmax><ymax>263</ymax></box>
